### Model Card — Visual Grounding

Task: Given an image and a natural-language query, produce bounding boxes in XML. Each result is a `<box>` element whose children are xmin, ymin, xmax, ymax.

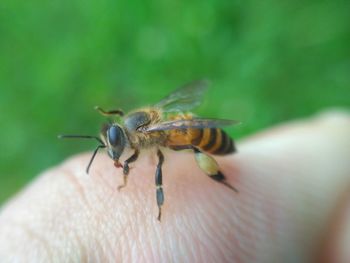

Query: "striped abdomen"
<box><xmin>191</xmin><ymin>128</ymin><xmax>235</xmax><ymax>155</ymax></box>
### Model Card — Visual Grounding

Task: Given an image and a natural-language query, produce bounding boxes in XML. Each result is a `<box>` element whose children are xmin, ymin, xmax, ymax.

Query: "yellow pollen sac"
<box><xmin>195</xmin><ymin>152</ymin><xmax>219</xmax><ymax>175</ymax></box>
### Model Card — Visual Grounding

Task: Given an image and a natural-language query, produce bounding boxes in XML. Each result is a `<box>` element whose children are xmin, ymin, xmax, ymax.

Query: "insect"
<box><xmin>59</xmin><ymin>80</ymin><xmax>239</xmax><ymax>220</ymax></box>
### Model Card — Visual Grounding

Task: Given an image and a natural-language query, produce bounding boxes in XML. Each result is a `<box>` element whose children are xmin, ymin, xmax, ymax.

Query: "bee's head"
<box><xmin>101</xmin><ymin>123</ymin><xmax>127</xmax><ymax>161</ymax></box>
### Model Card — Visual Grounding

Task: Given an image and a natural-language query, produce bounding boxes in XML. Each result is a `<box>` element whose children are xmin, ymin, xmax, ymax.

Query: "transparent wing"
<box><xmin>154</xmin><ymin>79</ymin><xmax>209</xmax><ymax>112</ymax></box>
<box><xmin>144</xmin><ymin>118</ymin><xmax>241</xmax><ymax>132</ymax></box>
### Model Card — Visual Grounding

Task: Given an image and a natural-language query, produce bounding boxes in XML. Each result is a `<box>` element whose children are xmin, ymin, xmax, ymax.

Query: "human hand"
<box><xmin>0</xmin><ymin>110</ymin><xmax>350</xmax><ymax>263</ymax></box>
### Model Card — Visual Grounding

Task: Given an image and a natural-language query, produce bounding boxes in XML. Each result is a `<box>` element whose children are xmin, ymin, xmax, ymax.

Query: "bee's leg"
<box><xmin>94</xmin><ymin>106</ymin><xmax>124</xmax><ymax>117</ymax></box>
<box><xmin>193</xmin><ymin>148</ymin><xmax>238</xmax><ymax>193</ymax></box>
<box><xmin>117</xmin><ymin>149</ymin><xmax>139</xmax><ymax>191</ymax></box>
<box><xmin>171</xmin><ymin>145</ymin><xmax>238</xmax><ymax>192</ymax></box>
<box><xmin>169</xmin><ymin>145</ymin><xmax>194</xmax><ymax>151</ymax></box>
<box><xmin>155</xmin><ymin>149</ymin><xmax>164</xmax><ymax>221</ymax></box>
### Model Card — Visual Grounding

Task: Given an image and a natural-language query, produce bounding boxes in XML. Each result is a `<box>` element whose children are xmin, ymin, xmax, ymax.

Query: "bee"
<box><xmin>59</xmin><ymin>80</ymin><xmax>239</xmax><ymax>220</ymax></box>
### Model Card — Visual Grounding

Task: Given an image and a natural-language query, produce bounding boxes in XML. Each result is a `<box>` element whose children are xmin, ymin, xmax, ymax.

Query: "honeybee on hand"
<box><xmin>59</xmin><ymin>80</ymin><xmax>239</xmax><ymax>220</ymax></box>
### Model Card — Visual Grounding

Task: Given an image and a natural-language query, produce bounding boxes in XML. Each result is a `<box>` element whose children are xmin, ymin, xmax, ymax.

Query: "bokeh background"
<box><xmin>0</xmin><ymin>0</ymin><xmax>349</xmax><ymax>204</ymax></box>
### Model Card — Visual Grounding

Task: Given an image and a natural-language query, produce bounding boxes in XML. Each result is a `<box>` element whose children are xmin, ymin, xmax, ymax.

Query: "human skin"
<box><xmin>0</xmin><ymin>110</ymin><xmax>350</xmax><ymax>263</ymax></box>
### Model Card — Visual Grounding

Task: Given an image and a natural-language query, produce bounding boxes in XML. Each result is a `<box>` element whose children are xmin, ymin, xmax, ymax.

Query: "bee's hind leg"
<box><xmin>207</xmin><ymin>171</ymin><xmax>238</xmax><ymax>192</ymax></box>
<box><xmin>117</xmin><ymin>149</ymin><xmax>139</xmax><ymax>191</ymax></box>
<box><xmin>155</xmin><ymin>149</ymin><xmax>164</xmax><ymax>221</ymax></box>
<box><xmin>170</xmin><ymin>145</ymin><xmax>238</xmax><ymax>193</ymax></box>
<box><xmin>193</xmin><ymin>148</ymin><xmax>238</xmax><ymax>193</ymax></box>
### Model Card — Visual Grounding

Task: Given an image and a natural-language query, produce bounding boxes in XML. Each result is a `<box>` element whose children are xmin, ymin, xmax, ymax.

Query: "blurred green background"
<box><xmin>0</xmin><ymin>0</ymin><xmax>349</xmax><ymax>204</ymax></box>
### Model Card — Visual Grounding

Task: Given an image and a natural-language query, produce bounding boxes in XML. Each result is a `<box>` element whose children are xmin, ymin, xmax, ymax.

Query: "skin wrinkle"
<box><xmin>102</xmin><ymin>231</ymin><xmax>118</xmax><ymax>261</ymax></box>
<box><xmin>60</xmin><ymin>168</ymin><xmax>92</xmax><ymax>212</ymax></box>
<box><xmin>94</xmin><ymin>236</ymin><xmax>114</xmax><ymax>263</ymax></box>
<box><xmin>153</xmin><ymin>223</ymin><xmax>168</xmax><ymax>261</ymax></box>
<box><xmin>232</xmin><ymin>159</ymin><xmax>291</xmax><ymax>262</ymax></box>
<box><xmin>108</xmin><ymin>214</ymin><xmax>130</xmax><ymax>252</ymax></box>
<box><xmin>58</xmin><ymin>164</ymin><xmax>125</xmax><ymax>261</ymax></box>
<box><xmin>73</xmin><ymin>232</ymin><xmax>88</xmax><ymax>262</ymax></box>
<box><xmin>243</xmin><ymin>118</ymin><xmax>350</xmax><ymax>263</ymax></box>
<box><xmin>183</xmin><ymin>210</ymin><xmax>212</xmax><ymax>262</ymax></box>
<box><xmin>237</xmin><ymin>166</ymin><xmax>291</xmax><ymax>261</ymax></box>
<box><xmin>146</xmin><ymin>225</ymin><xmax>161</xmax><ymax>262</ymax></box>
<box><xmin>96</xmin><ymin>210</ymin><xmax>129</xmax><ymax>260</ymax></box>
<box><xmin>37</xmin><ymin>174</ymin><xmax>88</xmax><ymax>260</ymax></box>
<box><xmin>195</xmin><ymin>185</ymin><xmax>234</xmax><ymax>259</ymax></box>
<box><xmin>159</xmin><ymin>223</ymin><xmax>178</xmax><ymax>262</ymax></box>
<box><xmin>128</xmin><ymin>216</ymin><xmax>147</xmax><ymax>262</ymax></box>
<box><xmin>145</xmin><ymin>223</ymin><xmax>159</xmax><ymax>263</ymax></box>
<box><xmin>183</xmin><ymin>182</ymin><xmax>232</xmax><ymax>262</ymax></box>
<box><xmin>93</xmin><ymin>162</ymin><xmax>161</xmax><ymax>262</ymax></box>
<box><xmin>193</xmin><ymin>209</ymin><xmax>230</xmax><ymax>262</ymax></box>
<box><xmin>71</xmin><ymin>221</ymin><xmax>88</xmax><ymax>258</ymax></box>
<box><xmin>56</xmin><ymin>215</ymin><xmax>79</xmax><ymax>260</ymax></box>
<box><xmin>130</xmin><ymin>236</ymin><xmax>139</xmax><ymax>263</ymax></box>
<box><xmin>2</xmin><ymin>220</ymin><xmax>53</xmax><ymax>261</ymax></box>
<box><xmin>0</xmin><ymin>170</ymin><xmax>84</xmax><ymax>260</ymax></box>
<box><xmin>140</xmin><ymin>171</ymin><xmax>197</xmax><ymax>258</ymax></box>
<box><xmin>62</xmin><ymin>183</ymin><xmax>103</xmax><ymax>261</ymax></box>
<box><xmin>115</xmin><ymin>239</ymin><xmax>124</xmax><ymax>263</ymax></box>
<box><xmin>120</xmin><ymin>232</ymin><xmax>132</xmax><ymax>262</ymax></box>
<box><xmin>211</xmin><ymin>195</ymin><xmax>241</xmax><ymax>252</ymax></box>
<box><xmin>167</xmin><ymin>176</ymin><xmax>214</xmax><ymax>261</ymax></box>
<box><xmin>91</xmin><ymin>214</ymin><xmax>113</xmax><ymax>261</ymax></box>
<box><xmin>143</xmin><ymin>221</ymin><xmax>161</xmax><ymax>262</ymax></box>
<box><xmin>161</xmin><ymin>218</ymin><xmax>182</xmax><ymax>261</ymax></box>
<box><xmin>330</xmin><ymin>188</ymin><xmax>350</xmax><ymax>263</ymax></box>
<box><xmin>94</xmin><ymin>165</ymin><xmax>137</xmax><ymax>214</ymax></box>
<box><xmin>138</xmin><ymin>227</ymin><xmax>154</xmax><ymax>263</ymax></box>
<box><xmin>92</xmin><ymin>165</ymin><xmax>121</xmax><ymax>193</ymax></box>
<box><xmin>167</xmin><ymin>225</ymin><xmax>185</xmax><ymax>262</ymax></box>
<box><xmin>300</xmin><ymin>160</ymin><xmax>345</xmax><ymax>259</ymax></box>
<box><xmin>227</xmin><ymin>209</ymin><xmax>248</xmax><ymax>262</ymax></box>
<box><xmin>119</xmin><ymin>151</ymin><xmax>223</xmax><ymax>260</ymax></box>
<box><xmin>176</xmin><ymin>224</ymin><xmax>198</xmax><ymax>262</ymax></box>
<box><xmin>192</xmin><ymin>181</ymin><xmax>235</xmax><ymax>261</ymax></box>
<box><xmin>314</xmin><ymin>185</ymin><xmax>350</xmax><ymax>263</ymax></box>
<box><xmin>233</xmin><ymin>208</ymin><xmax>258</xmax><ymax>262</ymax></box>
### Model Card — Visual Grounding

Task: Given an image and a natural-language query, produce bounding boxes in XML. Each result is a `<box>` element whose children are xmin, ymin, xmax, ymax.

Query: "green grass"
<box><xmin>1</xmin><ymin>0</ymin><xmax>349</xmax><ymax>204</ymax></box>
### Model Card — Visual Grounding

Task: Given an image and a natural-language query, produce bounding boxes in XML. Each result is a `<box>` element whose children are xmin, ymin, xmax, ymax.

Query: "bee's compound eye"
<box><xmin>108</xmin><ymin>126</ymin><xmax>122</xmax><ymax>146</ymax></box>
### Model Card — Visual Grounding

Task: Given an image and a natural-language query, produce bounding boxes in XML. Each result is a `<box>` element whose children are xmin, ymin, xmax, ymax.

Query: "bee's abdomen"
<box><xmin>191</xmin><ymin>128</ymin><xmax>235</xmax><ymax>155</ymax></box>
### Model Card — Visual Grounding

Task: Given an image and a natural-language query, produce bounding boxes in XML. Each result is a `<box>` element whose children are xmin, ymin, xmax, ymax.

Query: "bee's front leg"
<box><xmin>117</xmin><ymin>149</ymin><xmax>139</xmax><ymax>191</ymax></box>
<box><xmin>155</xmin><ymin>149</ymin><xmax>164</xmax><ymax>221</ymax></box>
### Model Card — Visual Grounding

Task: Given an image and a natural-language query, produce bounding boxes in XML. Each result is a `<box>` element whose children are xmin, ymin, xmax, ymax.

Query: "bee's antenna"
<box><xmin>94</xmin><ymin>106</ymin><xmax>124</xmax><ymax>117</ymax></box>
<box><xmin>58</xmin><ymin>135</ymin><xmax>105</xmax><ymax>145</ymax></box>
<box><xmin>86</xmin><ymin>144</ymin><xmax>106</xmax><ymax>174</ymax></box>
<box><xmin>58</xmin><ymin>134</ymin><xmax>106</xmax><ymax>174</ymax></box>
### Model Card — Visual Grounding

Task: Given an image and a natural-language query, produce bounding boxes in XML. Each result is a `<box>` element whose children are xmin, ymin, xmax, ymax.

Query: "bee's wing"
<box><xmin>144</xmin><ymin>118</ymin><xmax>241</xmax><ymax>132</ymax></box>
<box><xmin>154</xmin><ymin>79</ymin><xmax>209</xmax><ymax>112</ymax></box>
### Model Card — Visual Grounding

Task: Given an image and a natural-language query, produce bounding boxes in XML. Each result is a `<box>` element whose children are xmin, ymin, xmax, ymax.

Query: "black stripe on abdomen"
<box><xmin>212</xmin><ymin>129</ymin><xmax>236</xmax><ymax>155</ymax></box>
<box><xmin>202</xmin><ymin>128</ymin><xmax>217</xmax><ymax>151</ymax></box>
<box><xmin>191</xmin><ymin>129</ymin><xmax>203</xmax><ymax>145</ymax></box>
